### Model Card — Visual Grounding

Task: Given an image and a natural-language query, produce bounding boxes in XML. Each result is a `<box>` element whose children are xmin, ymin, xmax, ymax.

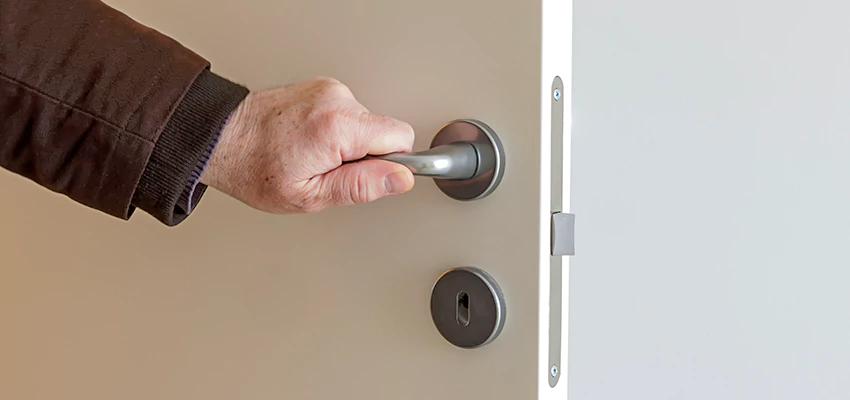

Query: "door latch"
<box><xmin>551</xmin><ymin>212</ymin><xmax>575</xmax><ymax>256</ymax></box>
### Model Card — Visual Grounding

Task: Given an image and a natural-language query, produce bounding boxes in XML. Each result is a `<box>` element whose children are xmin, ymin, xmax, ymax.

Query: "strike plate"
<box><xmin>548</xmin><ymin>76</ymin><xmax>567</xmax><ymax>388</ymax></box>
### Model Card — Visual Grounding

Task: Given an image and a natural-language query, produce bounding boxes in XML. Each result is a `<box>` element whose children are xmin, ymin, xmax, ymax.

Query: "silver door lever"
<box><xmin>371</xmin><ymin>142</ymin><xmax>484</xmax><ymax>180</ymax></box>
<box><xmin>368</xmin><ymin>119</ymin><xmax>505</xmax><ymax>201</ymax></box>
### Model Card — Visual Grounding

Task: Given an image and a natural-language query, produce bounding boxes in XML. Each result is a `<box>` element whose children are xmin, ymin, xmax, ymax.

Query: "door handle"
<box><xmin>371</xmin><ymin>119</ymin><xmax>505</xmax><ymax>201</ymax></box>
<box><xmin>371</xmin><ymin>142</ymin><xmax>482</xmax><ymax>180</ymax></box>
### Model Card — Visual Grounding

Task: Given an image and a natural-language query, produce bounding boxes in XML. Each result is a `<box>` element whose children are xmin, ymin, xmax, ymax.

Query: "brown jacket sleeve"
<box><xmin>0</xmin><ymin>0</ymin><xmax>249</xmax><ymax>225</ymax></box>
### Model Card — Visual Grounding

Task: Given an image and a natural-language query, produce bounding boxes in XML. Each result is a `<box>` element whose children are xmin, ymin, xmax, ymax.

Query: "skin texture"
<box><xmin>200</xmin><ymin>77</ymin><xmax>416</xmax><ymax>214</ymax></box>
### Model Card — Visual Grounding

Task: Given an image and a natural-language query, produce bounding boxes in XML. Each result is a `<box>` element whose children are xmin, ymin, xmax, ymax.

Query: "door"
<box><xmin>0</xmin><ymin>1</ymin><xmax>570</xmax><ymax>400</ymax></box>
<box><xmin>570</xmin><ymin>1</ymin><xmax>850</xmax><ymax>399</ymax></box>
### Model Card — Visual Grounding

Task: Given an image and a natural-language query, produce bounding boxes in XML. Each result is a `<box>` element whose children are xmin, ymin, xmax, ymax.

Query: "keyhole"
<box><xmin>456</xmin><ymin>291</ymin><xmax>470</xmax><ymax>326</ymax></box>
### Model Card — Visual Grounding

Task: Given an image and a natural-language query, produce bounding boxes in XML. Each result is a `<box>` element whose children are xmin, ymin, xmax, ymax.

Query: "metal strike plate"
<box><xmin>430</xmin><ymin>267</ymin><xmax>506</xmax><ymax>349</ymax></box>
<box><xmin>548</xmin><ymin>76</ymin><xmax>566</xmax><ymax>387</ymax></box>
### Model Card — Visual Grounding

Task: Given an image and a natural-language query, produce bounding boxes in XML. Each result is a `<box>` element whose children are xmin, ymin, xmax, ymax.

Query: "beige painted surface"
<box><xmin>0</xmin><ymin>1</ymin><xmax>563</xmax><ymax>399</ymax></box>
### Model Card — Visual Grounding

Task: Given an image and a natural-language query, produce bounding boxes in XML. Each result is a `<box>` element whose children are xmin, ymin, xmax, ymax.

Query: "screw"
<box><xmin>553</xmin><ymin>88</ymin><xmax>561</xmax><ymax>101</ymax></box>
<box><xmin>550</xmin><ymin>365</ymin><xmax>559</xmax><ymax>377</ymax></box>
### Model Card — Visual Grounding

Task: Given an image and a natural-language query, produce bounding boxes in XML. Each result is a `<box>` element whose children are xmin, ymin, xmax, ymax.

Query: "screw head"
<box><xmin>553</xmin><ymin>88</ymin><xmax>561</xmax><ymax>101</ymax></box>
<box><xmin>550</xmin><ymin>365</ymin><xmax>559</xmax><ymax>377</ymax></box>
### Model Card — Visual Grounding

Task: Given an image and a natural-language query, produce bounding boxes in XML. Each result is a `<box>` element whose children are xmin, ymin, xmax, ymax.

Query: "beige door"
<box><xmin>0</xmin><ymin>1</ymin><xmax>570</xmax><ymax>399</ymax></box>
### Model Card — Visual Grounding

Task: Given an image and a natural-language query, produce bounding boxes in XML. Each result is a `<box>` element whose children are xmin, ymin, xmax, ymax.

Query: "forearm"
<box><xmin>0</xmin><ymin>0</ymin><xmax>247</xmax><ymax>225</ymax></box>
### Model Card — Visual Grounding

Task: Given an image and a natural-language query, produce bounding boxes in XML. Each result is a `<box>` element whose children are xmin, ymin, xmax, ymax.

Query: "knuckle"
<box><xmin>314</xmin><ymin>76</ymin><xmax>352</xmax><ymax>98</ymax></box>
<box><xmin>304</xmin><ymin>105</ymin><xmax>347</xmax><ymax>138</ymax></box>
<box><xmin>366</xmin><ymin>113</ymin><xmax>414</xmax><ymax>136</ymax></box>
<box><xmin>324</xmin><ymin>108</ymin><xmax>355</xmax><ymax>136</ymax></box>
<box><xmin>328</xmin><ymin>108</ymin><xmax>349</xmax><ymax>132</ymax></box>
<box><xmin>314</xmin><ymin>76</ymin><xmax>342</xmax><ymax>86</ymax></box>
<box><xmin>398</xmin><ymin>120</ymin><xmax>415</xmax><ymax>141</ymax></box>
<box><xmin>401</xmin><ymin>120</ymin><xmax>415</xmax><ymax>135</ymax></box>
<box><xmin>358</xmin><ymin>112</ymin><xmax>382</xmax><ymax>129</ymax></box>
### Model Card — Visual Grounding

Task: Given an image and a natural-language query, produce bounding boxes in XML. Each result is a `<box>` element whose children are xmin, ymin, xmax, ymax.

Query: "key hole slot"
<box><xmin>456</xmin><ymin>291</ymin><xmax>470</xmax><ymax>326</ymax></box>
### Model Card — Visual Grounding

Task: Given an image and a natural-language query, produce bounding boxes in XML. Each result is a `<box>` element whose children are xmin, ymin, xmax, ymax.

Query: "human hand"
<box><xmin>200</xmin><ymin>77</ymin><xmax>416</xmax><ymax>213</ymax></box>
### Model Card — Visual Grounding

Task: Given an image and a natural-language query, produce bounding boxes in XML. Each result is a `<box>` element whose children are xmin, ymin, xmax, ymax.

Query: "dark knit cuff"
<box><xmin>132</xmin><ymin>69</ymin><xmax>249</xmax><ymax>226</ymax></box>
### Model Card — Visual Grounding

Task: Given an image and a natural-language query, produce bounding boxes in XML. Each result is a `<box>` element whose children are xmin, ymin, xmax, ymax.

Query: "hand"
<box><xmin>200</xmin><ymin>77</ymin><xmax>416</xmax><ymax>214</ymax></box>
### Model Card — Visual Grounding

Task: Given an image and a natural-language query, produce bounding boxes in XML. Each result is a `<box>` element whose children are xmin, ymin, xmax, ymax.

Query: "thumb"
<box><xmin>317</xmin><ymin>160</ymin><xmax>415</xmax><ymax>207</ymax></box>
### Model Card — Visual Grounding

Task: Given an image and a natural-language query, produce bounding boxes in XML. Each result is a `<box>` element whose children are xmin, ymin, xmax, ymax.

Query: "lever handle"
<box><xmin>371</xmin><ymin>142</ymin><xmax>485</xmax><ymax>180</ymax></box>
<box><xmin>368</xmin><ymin>119</ymin><xmax>505</xmax><ymax>201</ymax></box>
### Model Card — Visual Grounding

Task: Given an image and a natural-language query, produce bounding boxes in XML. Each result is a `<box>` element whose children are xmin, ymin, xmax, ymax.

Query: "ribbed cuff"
<box><xmin>175</xmin><ymin>106</ymin><xmax>226</xmax><ymax>217</ymax></box>
<box><xmin>132</xmin><ymin>69</ymin><xmax>249</xmax><ymax>226</ymax></box>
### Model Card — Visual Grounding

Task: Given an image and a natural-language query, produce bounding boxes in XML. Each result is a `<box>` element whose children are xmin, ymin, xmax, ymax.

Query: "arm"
<box><xmin>0</xmin><ymin>0</ymin><xmax>415</xmax><ymax>226</ymax></box>
<box><xmin>0</xmin><ymin>0</ymin><xmax>247</xmax><ymax>225</ymax></box>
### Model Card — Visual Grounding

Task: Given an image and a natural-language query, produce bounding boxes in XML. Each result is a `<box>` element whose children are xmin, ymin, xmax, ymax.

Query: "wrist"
<box><xmin>132</xmin><ymin>69</ymin><xmax>249</xmax><ymax>226</ymax></box>
<box><xmin>200</xmin><ymin>91</ymin><xmax>256</xmax><ymax>193</ymax></box>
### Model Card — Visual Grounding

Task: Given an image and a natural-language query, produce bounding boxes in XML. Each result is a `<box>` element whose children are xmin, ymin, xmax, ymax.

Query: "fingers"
<box><xmin>314</xmin><ymin>159</ymin><xmax>415</xmax><ymax>207</ymax></box>
<box><xmin>311</xmin><ymin>78</ymin><xmax>414</xmax><ymax>161</ymax></box>
<box><xmin>358</xmin><ymin>113</ymin><xmax>416</xmax><ymax>156</ymax></box>
<box><xmin>329</xmin><ymin>109</ymin><xmax>414</xmax><ymax>162</ymax></box>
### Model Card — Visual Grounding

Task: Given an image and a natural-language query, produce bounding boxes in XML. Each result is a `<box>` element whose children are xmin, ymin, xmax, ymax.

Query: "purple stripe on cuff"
<box><xmin>175</xmin><ymin>121</ymin><xmax>224</xmax><ymax>215</ymax></box>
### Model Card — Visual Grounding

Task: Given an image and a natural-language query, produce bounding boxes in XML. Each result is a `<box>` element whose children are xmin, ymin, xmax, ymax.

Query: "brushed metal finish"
<box><xmin>548</xmin><ymin>76</ymin><xmax>566</xmax><ymax>388</ymax></box>
<box><xmin>551</xmin><ymin>212</ymin><xmax>575</xmax><ymax>257</ymax></box>
<box><xmin>374</xmin><ymin>119</ymin><xmax>505</xmax><ymax>201</ymax></box>
<box><xmin>373</xmin><ymin>142</ymin><xmax>479</xmax><ymax>179</ymax></box>
<box><xmin>432</xmin><ymin>119</ymin><xmax>505</xmax><ymax>201</ymax></box>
